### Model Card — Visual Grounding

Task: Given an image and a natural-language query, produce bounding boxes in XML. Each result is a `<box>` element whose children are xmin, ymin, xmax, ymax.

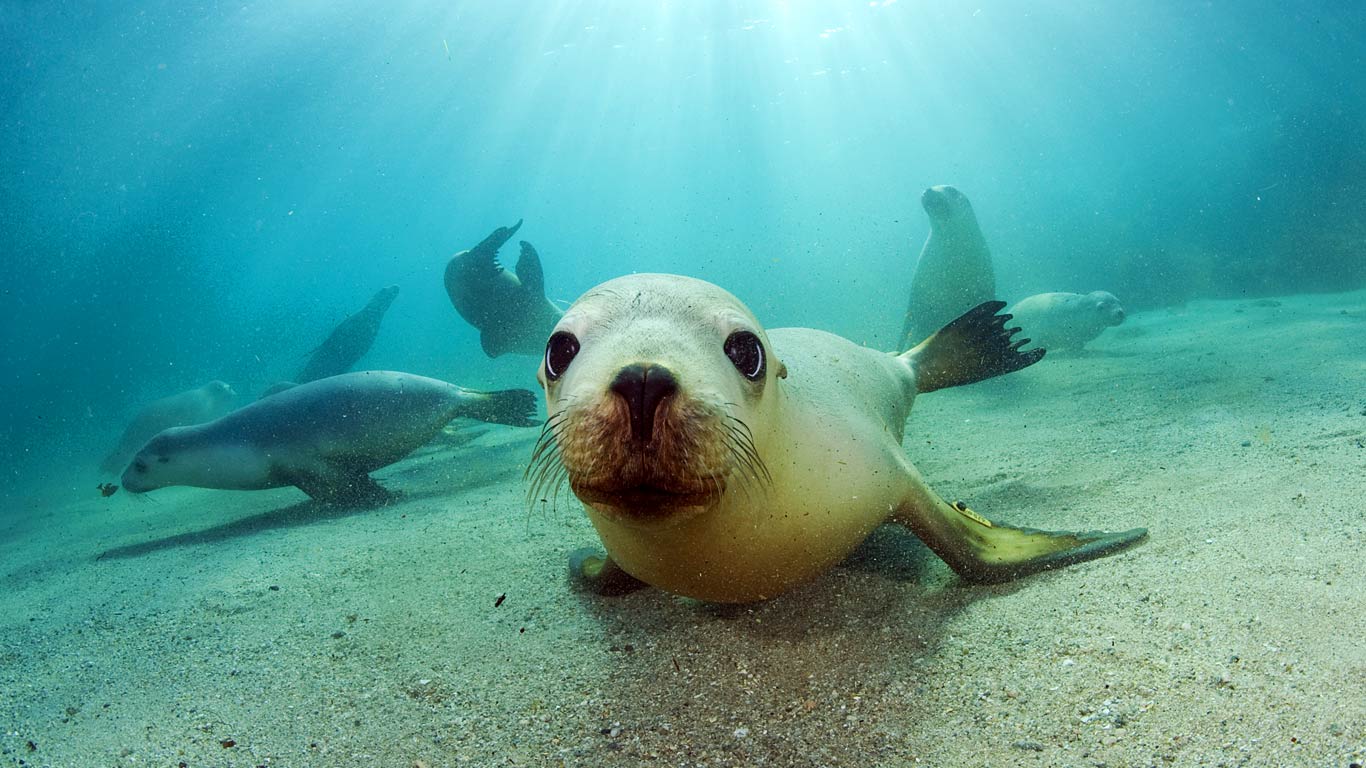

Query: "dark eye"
<box><xmin>133</xmin><ymin>460</ymin><xmax>148</xmax><ymax>473</ymax></box>
<box><xmin>157</xmin><ymin>456</ymin><xmax>170</xmax><ymax>464</ymax></box>
<box><xmin>544</xmin><ymin>331</ymin><xmax>580</xmax><ymax>381</ymax></box>
<box><xmin>724</xmin><ymin>330</ymin><xmax>765</xmax><ymax>381</ymax></box>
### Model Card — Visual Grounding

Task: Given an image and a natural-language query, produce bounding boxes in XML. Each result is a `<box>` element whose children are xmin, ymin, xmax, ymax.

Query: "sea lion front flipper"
<box><xmin>514</xmin><ymin>241</ymin><xmax>546</xmax><ymax>296</ymax></box>
<box><xmin>892</xmin><ymin>473</ymin><xmax>1147</xmax><ymax>583</ymax></box>
<box><xmin>288</xmin><ymin>467</ymin><xmax>392</xmax><ymax>508</ymax></box>
<box><xmin>568</xmin><ymin>548</ymin><xmax>647</xmax><ymax>596</ymax></box>
<box><xmin>903</xmin><ymin>300</ymin><xmax>1044</xmax><ymax>392</ymax></box>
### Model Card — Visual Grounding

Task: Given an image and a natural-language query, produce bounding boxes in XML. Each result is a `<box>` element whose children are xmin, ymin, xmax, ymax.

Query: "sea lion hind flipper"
<box><xmin>569</xmin><ymin>548</ymin><xmax>648</xmax><ymax>596</ymax></box>
<box><xmin>514</xmin><ymin>241</ymin><xmax>546</xmax><ymax>296</ymax></box>
<box><xmin>903</xmin><ymin>300</ymin><xmax>1045</xmax><ymax>393</ymax></box>
<box><xmin>456</xmin><ymin>388</ymin><xmax>540</xmax><ymax>427</ymax></box>
<box><xmin>893</xmin><ymin>491</ymin><xmax>1147</xmax><ymax>584</ymax></box>
<box><xmin>287</xmin><ymin>467</ymin><xmax>392</xmax><ymax>508</ymax></box>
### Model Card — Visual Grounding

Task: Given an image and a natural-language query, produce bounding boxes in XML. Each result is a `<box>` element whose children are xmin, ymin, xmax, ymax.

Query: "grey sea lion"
<box><xmin>122</xmin><ymin>371</ymin><xmax>538</xmax><ymax>505</ymax></box>
<box><xmin>99</xmin><ymin>381</ymin><xmax>236</xmax><ymax>475</ymax></box>
<box><xmin>444</xmin><ymin>220</ymin><xmax>564</xmax><ymax>357</ymax></box>
<box><xmin>296</xmin><ymin>285</ymin><xmax>400</xmax><ymax>384</ymax></box>
<box><xmin>530</xmin><ymin>274</ymin><xmax>1146</xmax><ymax>603</ymax></box>
<box><xmin>1008</xmin><ymin>291</ymin><xmax>1126</xmax><ymax>352</ymax></box>
<box><xmin>901</xmin><ymin>185</ymin><xmax>997</xmax><ymax>348</ymax></box>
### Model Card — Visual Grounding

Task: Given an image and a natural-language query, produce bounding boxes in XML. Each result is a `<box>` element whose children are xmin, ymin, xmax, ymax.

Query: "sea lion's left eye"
<box><xmin>724</xmin><ymin>330</ymin><xmax>766</xmax><ymax>382</ymax></box>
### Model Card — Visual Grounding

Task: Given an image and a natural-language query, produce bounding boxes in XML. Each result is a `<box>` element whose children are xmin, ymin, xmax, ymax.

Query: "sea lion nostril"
<box><xmin>610</xmin><ymin>364</ymin><xmax>678</xmax><ymax>443</ymax></box>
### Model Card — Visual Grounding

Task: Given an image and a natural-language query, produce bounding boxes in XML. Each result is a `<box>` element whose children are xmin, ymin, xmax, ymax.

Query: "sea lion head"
<box><xmin>121</xmin><ymin>425</ymin><xmax>265</xmax><ymax>493</ymax></box>
<box><xmin>1086</xmin><ymin>290</ymin><xmax>1126</xmax><ymax>327</ymax></box>
<box><xmin>531</xmin><ymin>274</ymin><xmax>786</xmax><ymax>526</ymax></box>
<box><xmin>920</xmin><ymin>184</ymin><xmax>973</xmax><ymax>225</ymax></box>
<box><xmin>368</xmin><ymin>285</ymin><xmax>400</xmax><ymax>313</ymax></box>
<box><xmin>204</xmin><ymin>380</ymin><xmax>237</xmax><ymax>404</ymax></box>
<box><xmin>120</xmin><ymin>427</ymin><xmax>193</xmax><ymax>493</ymax></box>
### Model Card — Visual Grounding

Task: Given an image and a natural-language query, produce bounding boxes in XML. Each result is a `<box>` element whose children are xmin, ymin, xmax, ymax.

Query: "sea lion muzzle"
<box><xmin>609</xmin><ymin>363</ymin><xmax>678</xmax><ymax>444</ymax></box>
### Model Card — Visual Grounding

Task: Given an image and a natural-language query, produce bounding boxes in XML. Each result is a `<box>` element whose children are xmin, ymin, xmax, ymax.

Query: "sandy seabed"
<box><xmin>2</xmin><ymin>289</ymin><xmax>1364</xmax><ymax>768</ymax></box>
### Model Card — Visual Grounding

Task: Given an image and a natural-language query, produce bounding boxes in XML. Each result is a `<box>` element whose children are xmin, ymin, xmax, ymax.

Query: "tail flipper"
<box><xmin>458</xmin><ymin>388</ymin><xmax>540</xmax><ymax>427</ymax></box>
<box><xmin>903</xmin><ymin>300</ymin><xmax>1043</xmax><ymax>393</ymax></box>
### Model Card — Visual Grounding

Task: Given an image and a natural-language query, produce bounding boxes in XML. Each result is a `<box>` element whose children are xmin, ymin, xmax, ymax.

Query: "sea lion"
<box><xmin>1008</xmin><ymin>291</ymin><xmax>1126</xmax><ymax>352</ymax></box>
<box><xmin>296</xmin><ymin>285</ymin><xmax>400</xmax><ymax>383</ymax></box>
<box><xmin>444</xmin><ymin>220</ymin><xmax>564</xmax><ymax>358</ymax></box>
<box><xmin>530</xmin><ymin>274</ymin><xmax>1146</xmax><ymax>603</ymax></box>
<box><xmin>99</xmin><ymin>380</ymin><xmax>237</xmax><ymax>475</ymax></box>
<box><xmin>122</xmin><ymin>371</ymin><xmax>538</xmax><ymax>505</ymax></box>
<box><xmin>901</xmin><ymin>185</ymin><xmax>997</xmax><ymax>348</ymax></box>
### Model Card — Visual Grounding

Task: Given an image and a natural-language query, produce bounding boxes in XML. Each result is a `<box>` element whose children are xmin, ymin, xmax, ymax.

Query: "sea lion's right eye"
<box><xmin>544</xmin><ymin>331</ymin><xmax>580</xmax><ymax>381</ymax></box>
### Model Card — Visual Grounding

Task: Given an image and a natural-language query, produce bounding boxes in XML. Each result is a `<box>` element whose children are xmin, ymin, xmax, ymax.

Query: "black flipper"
<box><xmin>904</xmin><ymin>300</ymin><xmax>1044</xmax><ymax>393</ymax></box>
<box><xmin>568</xmin><ymin>548</ymin><xmax>648</xmax><ymax>597</ymax></box>
<box><xmin>456</xmin><ymin>388</ymin><xmax>540</xmax><ymax>427</ymax></box>
<box><xmin>289</xmin><ymin>467</ymin><xmax>393</xmax><ymax>507</ymax></box>
<box><xmin>467</xmin><ymin>219</ymin><xmax>523</xmax><ymax>268</ymax></box>
<box><xmin>514</xmin><ymin>241</ymin><xmax>545</xmax><ymax>296</ymax></box>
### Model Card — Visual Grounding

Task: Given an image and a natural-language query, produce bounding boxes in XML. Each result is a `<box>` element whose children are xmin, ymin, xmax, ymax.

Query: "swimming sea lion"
<box><xmin>1007</xmin><ymin>291</ymin><xmax>1126</xmax><ymax>352</ymax></box>
<box><xmin>444</xmin><ymin>220</ymin><xmax>564</xmax><ymax>358</ymax></box>
<box><xmin>122</xmin><ymin>371</ymin><xmax>538</xmax><ymax>505</ymax></box>
<box><xmin>530</xmin><ymin>274</ymin><xmax>1146</xmax><ymax>603</ymax></box>
<box><xmin>99</xmin><ymin>380</ymin><xmax>237</xmax><ymax>475</ymax></box>
<box><xmin>901</xmin><ymin>185</ymin><xmax>997</xmax><ymax>348</ymax></box>
<box><xmin>296</xmin><ymin>285</ymin><xmax>400</xmax><ymax>384</ymax></box>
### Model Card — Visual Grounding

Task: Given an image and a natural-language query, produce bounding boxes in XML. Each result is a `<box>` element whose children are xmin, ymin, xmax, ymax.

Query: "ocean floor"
<box><xmin>3</xmin><ymin>288</ymin><xmax>1365</xmax><ymax>767</ymax></box>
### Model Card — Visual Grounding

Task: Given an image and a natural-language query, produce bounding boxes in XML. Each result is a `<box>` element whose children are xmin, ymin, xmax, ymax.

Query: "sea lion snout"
<box><xmin>609</xmin><ymin>363</ymin><xmax>678</xmax><ymax>444</ymax></box>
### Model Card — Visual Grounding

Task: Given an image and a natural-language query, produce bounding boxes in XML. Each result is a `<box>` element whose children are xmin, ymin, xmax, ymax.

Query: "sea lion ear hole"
<box><xmin>544</xmin><ymin>331</ymin><xmax>580</xmax><ymax>381</ymax></box>
<box><xmin>724</xmin><ymin>330</ymin><xmax>766</xmax><ymax>382</ymax></box>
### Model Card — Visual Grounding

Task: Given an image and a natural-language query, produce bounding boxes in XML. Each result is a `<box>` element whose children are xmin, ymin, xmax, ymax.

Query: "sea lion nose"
<box><xmin>610</xmin><ymin>363</ymin><xmax>678</xmax><ymax>444</ymax></box>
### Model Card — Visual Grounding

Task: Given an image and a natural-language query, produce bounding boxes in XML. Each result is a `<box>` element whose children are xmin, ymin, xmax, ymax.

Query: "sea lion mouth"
<box><xmin>571</xmin><ymin>480</ymin><xmax>723</xmax><ymax>520</ymax></box>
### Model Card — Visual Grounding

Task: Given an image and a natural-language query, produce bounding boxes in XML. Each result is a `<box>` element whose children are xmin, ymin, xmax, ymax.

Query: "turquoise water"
<box><xmin>3</xmin><ymin>5</ymin><xmax>1366</xmax><ymax>766</ymax></box>
<box><xmin>2</xmin><ymin>3</ymin><xmax>1363</xmax><ymax>503</ymax></box>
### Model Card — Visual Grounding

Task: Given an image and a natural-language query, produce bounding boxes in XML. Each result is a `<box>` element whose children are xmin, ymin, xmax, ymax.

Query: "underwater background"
<box><xmin>4</xmin><ymin>4</ymin><xmax>1366</xmax><ymax>767</ymax></box>
<box><xmin>3</xmin><ymin>1</ymin><xmax>1363</xmax><ymax>500</ymax></box>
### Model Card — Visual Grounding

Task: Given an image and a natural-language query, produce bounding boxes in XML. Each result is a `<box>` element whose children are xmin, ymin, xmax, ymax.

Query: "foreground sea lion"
<box><xmin>444</xmin><ymin>220</ymin><xmax>564</xmax><ymax>358</ymax></box>
<box><xmin>99</xmin><ymin>380</ymin><xmax>237</xmax><ymax>475</ymax></box>
<box><xmin>296</xmin><ymin>285</ymin><xmax>399</xmax><ymax>383</ymax></box>
<box><xmin>123</xmin><ymin>371</ymin><xmax>538</xmax><ymax>505</ymax></box>
<box><xmin>1008</xmin><ymin>291</ymin><xmax>1126</xmax><ymax>352</ymax></box>
<box><xmin>530</xmin><ymin>274</ymin><xmax>1145</xmax><ymax>603</ymax></box>
<box><xmin>901</xmin><ymin>185</ymin><xmax>997</xmax><ymax>348</ymax></box>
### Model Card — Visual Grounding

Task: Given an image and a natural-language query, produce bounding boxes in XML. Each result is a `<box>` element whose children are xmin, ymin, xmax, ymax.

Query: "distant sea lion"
<box><xmin>123</xmin><ymin>371</ymin><xmax>538</xmax><ymax>505</ymax></box>
<box><xmin>530</xmin><ymin>274</ymin><xmax>1146</xmax><ymax>603</ymax></box>
<box><xmin>1008</xmin><ymin>291</ymin><xmax>1126</xmax><ymax>352</ymax></box>
<box><xmin>99</xmin><ymin>381</ymin><xmax>236</xmax><ymax>475</ymax></box>
<box><xmin>296</xmin><ymin>285</ymin><xmax>400</xmax><ymax>383</ymax></box>
<box><xmin>444</xmin><ymin>220</ymin><xmax>564</xmax><ymax>358</ymax></box>
<box><xmin>901</xmin><ymin>185</ymin><xmax>997</xmax><ymax>348</ymax></box>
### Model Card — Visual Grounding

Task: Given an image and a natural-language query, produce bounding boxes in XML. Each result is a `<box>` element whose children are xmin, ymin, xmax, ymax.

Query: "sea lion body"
<box><xmin>296</xmin><ymin>285</ymin><xmax>399</xmax><ymax>384</ymax></box>
<box><xmin>534</xmin><ymin>275</ymin><xmax>1145</xmax><ymax>603</ymax></box>
<box><xmin>445</xmin><ymin>220</ymin><xmax>564</xmax><ymax>357</ymax></box>
<box><xmin>123</xmin><ymin>371</ymin><xmax>536</xmax><ymax>504</ymax></box>
<box><xmin>1008</xmin><ymin>291</ymin><xmax>1126</xmax><ymax>352</ymax></box>
<box><xmin>99</xmin><ymin>381</ymin><xmax>236</xmax><ymax>475</ymax></box>
<box><xmin>902</xmin><ymin>185</ymin><xmax>996</xmax><ymax>348</ymax></box>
